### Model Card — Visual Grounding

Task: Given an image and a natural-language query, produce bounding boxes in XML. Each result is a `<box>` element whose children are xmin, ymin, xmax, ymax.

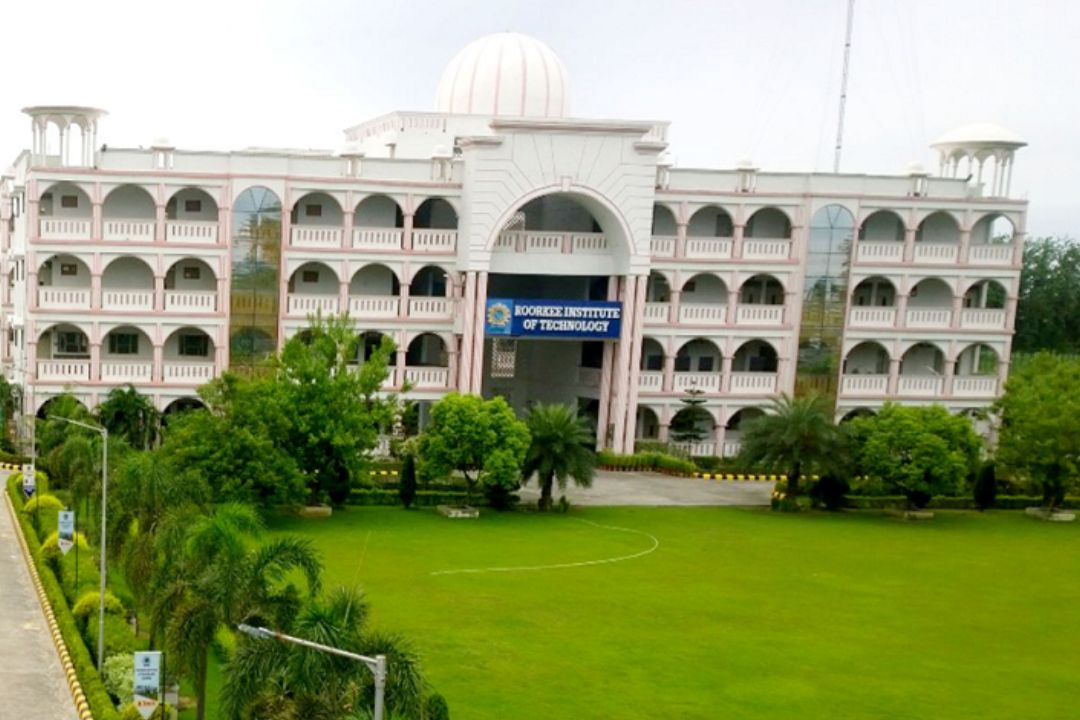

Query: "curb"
<box><xmin>693</xmin><ymin>473</ymin><xmax>818</xmax><ymax>482</ymax></box>
<box><xmin>4</xmin><ymin>489</ymin><xmax>95</xmax><ymax>720</ymax></box>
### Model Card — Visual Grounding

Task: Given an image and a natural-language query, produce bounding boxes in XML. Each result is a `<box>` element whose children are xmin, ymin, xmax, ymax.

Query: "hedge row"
<box><xmin>7</xmin><ymin>478</ymin><xmax>121</xmax><ymax>720</ymax></box>
<box><xmin>844</xmin><ymin>495</ymin><xmax>1080</xmax><ymax>510</ymax></box>
<box><xmin>348</xmin><ymin>489</ymin><xmax>477</xmax><ymax>507</ymax></box>
<box><xmin>596</xmin><ymin>451</ymin><xmax>697</xmax><ymax>475</ymax></box>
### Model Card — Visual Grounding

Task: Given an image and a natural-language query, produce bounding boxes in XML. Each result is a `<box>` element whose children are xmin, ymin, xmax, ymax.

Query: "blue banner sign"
<box><xmin>485</xmin><ymin>298</ymin><xmax>622</xmax><ymax>340</ymax></box>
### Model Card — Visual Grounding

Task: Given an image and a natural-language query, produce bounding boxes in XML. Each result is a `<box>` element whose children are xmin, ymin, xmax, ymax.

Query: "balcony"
<box><xmin>103</xmin><ymin>220</ymin><xmax>154</xmax><ymax>243</ymax></box>
<box><xmin>287</xmin><ymin>294</ymin><xmax>340</xmax><ymax>316</ymax></box>
<box><xmin>638</xmin><ymin>371</ymin><xmax>663</xmax><ymax>392</ymax></box>
<box><xmin>742</xmin><ymin>239</ymin><xmax>790</xmax><ymax>260</ymax></box>
<box><xmin>736</xmin><ymin>305</ymin><xmax>784</xmax><ymax>325</ymax></box>
<box><xmin>913</xmin><ymin>243</ymin><xmax>959</xmax><ymax>264</ymax></box>
<box><xmin>165</xmin><ymin>291</ymin><xmax>217</xmax><ymax>313</ymax></box>
<box><xmin>413</xmin><ymin>230</ymin><xmax>458</xmax><ymax>254</ymax></box>
<box><xmin>720</xmin><ymin>440</ymin><xmax>742</xmax><ymax>458</ymax></box>
<box><xmin>37</xmin><ymin>360</ymin><xmax>90</xmax><ymax>382</ymax></box>
<box><xmin>730</xmin><ymin>372</ymin><xmax>777</xmax><ymax>394</ymax></box>
<box><xmin>38</xmin><ymin>288</ymin><xmax>91</xmax><ymax>310</ymax></box>
<box><xmin>898</xmin><ymin>375</ymin><xmax>944</xmax><ymax>396</ymax></box>
<box><xmin>684</xmin><ymin>238</ymin><xmax>733</xmax><ymax>260</ymax></box>
<box><xmin>164</xmin><ymin>362</ymin><xmax>216</xmax><ymax>383</ymax></box>
<box><xmin>855</xmin><ymin>242</ymin><xmax>903</xmax><ymax>264</ymax></box>
<box><xmin>166</xmin><ymin>221</ymin><xmax>219</xmax><ymax>244</ymax></box>
<box><xmin>841</xmin><ymin>374</ymin><xmax>888</xmax><ymax>395</ymax></box>
<box><xmin>101</xmin><ymin>361</ymin><xmax>153</xmax><ymax>383</ymax></box>
<box><xmin>352</xmin><ymin>228</ymin><xmax>404</xmax><ymax>251</ymax></box>
<box><xmin>959</xmin><ymin>308</ymin><xmax>1006</xmax><ymax>330</ymax></box>
<box><xmin>349</xmin><ymin>296</ymin><xmax>400</xmax><ymax>318</ymax></box>
<box><xmin>643</xmin><ymin>303</ymin><xmax>669</xmax><ymax>324</ymax></box>
<box><xmin>678</xmin><ymin>304</ymin><xmax>727</xmax><ymax>325</ymax></box>
<box><xmin>39</xmin><ymin>218</ymin><xmax>92</xmax><ymax>241</ymax></box>
<box><xmin>291</xmin><ymin>226</ymin><xmax>343</xmax><ymax>249</ymax></box>
<box><xmin>849</xmin><ymin>307</ymin><xmax>897</xmax><ymax>328</ymax></box>
<box><xmin>968</xmin><ymin>244</ymin><xmax>1012</xmax><ymax>266</ymax></box>
<box><xmin>650</xmin><ymin>236</ymin><xmax>676</xmax><ymax>258</ymax></box>
<box><xmin>404</xmin><ymin>366</ymin><xmax>449</xmax><ymax>388</ymax></box>
<box><xmin>493</xmin><ymin>231</ymin><xmax>609</xmax><ymax>256</ymax></box>
<box><xmin>905</xmin><ymin>308</ymin><xmax>951</xmax><ymax>329</ymax></box>
<box><xmin>673</xmin><ymin>372</ymin><xmax>720</xmax><ymax>392</ymax></box>
<box><xmin>953</xmin><ymin>376</ymin><xmax>998</xmax><ymax>398</ymax></box>
<box><xmin>407</xmin><ymin>297</ymin><xmax>453</xmax><ymax>320</ymax></box>
<box><xmin>102</xmin><ymin>290</ymin><xmax>154</xmax><ymax>311</ymax></box>
<box><xmin>672</xmin><ymin>441</ymin><xmax>716</xmax><ymax>457</ymax></box>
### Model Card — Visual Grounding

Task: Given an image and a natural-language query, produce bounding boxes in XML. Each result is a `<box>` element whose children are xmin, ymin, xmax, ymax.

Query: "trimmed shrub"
<box><xmin>103</xmin><ymin>653</ymin><xmax>134</xmax><ymax>705</ymax></box>
<box><xmin>974</xmin><ymin>463</ymin><xmax>998</xmax><ymax>510</ymax></box>
<box><xmin>119</xmin><ymin>703</ymin><xmax>171</xmax><ymax>720</ymax></box>
<box><xmin>39</xmin><ymin>529</ymin><xmax>89</xmax><ymax>567</ymax></box>
<box><xmin>21</xmin><ymin>492</ymin><xmax>64</xmax><ymax>515</ymax></box>
<box><xmin>597</xmin><ymin>451</ymin><xmax>696</xmax><ymax>475</ymax></box>
<box><xmin>87</xmin><ymin>613</ymin><xmax>138</xmax><ymax>661</ymax></box>
<box><xmin>425</xmin><ymin>692</ymin><xmax>451</xmax><ymax>720</ymax></box>
<box><xmin>73</xmin><ymin>589</ymin><xmax>125</xmax><ymax>620</ymax></box>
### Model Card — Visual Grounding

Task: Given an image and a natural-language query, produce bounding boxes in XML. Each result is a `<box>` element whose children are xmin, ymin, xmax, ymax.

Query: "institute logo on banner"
<box><xmin>133</xmin><ymin>650</ymin><xmax>162</xmax><ymax>719</ymax></box>
<box><xmin>485</xmin><ymin>299</ymin><xmax>513</xmax><ymax>335</ymax></box>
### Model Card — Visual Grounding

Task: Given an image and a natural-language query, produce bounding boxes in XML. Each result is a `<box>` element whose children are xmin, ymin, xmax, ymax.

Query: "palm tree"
<box><xmin>97</xmin><ymin>384</ymin><xmax>160</xmax><ymax>450</ymax></box>
<box><xmin>221</xmin><ymin>586</ymin><xmax>427</xmax><ymax>720</ymax></box>
<box><xmin>522</xmin><ymin>403</ymin><xmax>596</xmax><ymax>511</ymax></box>
<box><xmin>738</xmin><ymin>393</ymin><xmax>839</xmax><ymax>501</ymax></box>
<box><xmin>156</xmin><ymin>503</ymin><xmax>322</xmax><ymax>720</ymax></box>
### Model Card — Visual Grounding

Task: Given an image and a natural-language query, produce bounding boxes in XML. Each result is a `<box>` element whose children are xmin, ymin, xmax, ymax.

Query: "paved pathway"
<box><xmin>518</xmin><ymin>469</ymin><xmax>773</xmax><ymax>506</ymax></box>
<box><xmin>0</xmin><ymin>485</ymin><xmax>79</xmax><ymax>720</ymax></box>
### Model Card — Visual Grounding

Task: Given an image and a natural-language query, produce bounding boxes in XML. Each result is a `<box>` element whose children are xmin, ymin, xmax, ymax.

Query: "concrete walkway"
<box><xmin>518</xmin><ymin>469</ymin><xmax>773</xmax><ymax>506</ymax></box>
<box><xmin>0</xmin><ymin>489</ymin><xmax>79</xmax><ymax>720</ymax></box>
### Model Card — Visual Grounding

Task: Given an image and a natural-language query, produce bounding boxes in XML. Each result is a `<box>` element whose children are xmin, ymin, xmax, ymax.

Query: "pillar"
<box><xmin>595</xmin><ymin>276</ymin><xmax>619</xmax><ymax>451</ymax></box>
<box><xmin>91</xmin><ymin>273</ymin><xmax>102</xmax><ymax>310</ymax></box>
<box><xmin>447</xmin><ymin>344</ymin><xmax>458</xmax><ymax>391</ymax></box>
<box><xmin>959</xmin><ymin>228</ymin><xmax>971</xmax><ymax>264</ymax></box>
<box><xmin>896</xmin><ymin>290</ymin><xmax>909</xmax><ymax>329</ymax></box>
<box><xmin>90</xmin><ymin>342</ymin><xmax>101</xmax><ymax>381</ymax></box>
<box><xmin>903</xmin><ymin>227</ymin><xmax>916</xmax><ymax>263</ymax></box>
<box><xmin>469</xmin><ymin>271</ymin><xmax>488</xmax><ymax>394</ymax></box>
<box><xmin>342</xmin><ymin>195</ymin><xmax>354</xmax><ymax>250</ymax></box>
<box><xmin>338</xmin><ymin>280</ymin><xmax>349</xmax><ymax>315</ymax></box>
<box><xmin>609</xmin><ymin>277</ymin><xmax>635</xmax><ymax>453</ymax></box>
<box><xmin>675</xmin><ymin>221</ymin><xmax>687</xmax><ymax>259</ymax></box>
<box><xmin>662</xmin><ymin>352</ymin><xmax>675</xmax><ymax>393</ymax></box>
<box><xmin>1005</xmin><ymin>295</ymin><xmax>1018</xmax><ymax>332</ymax></box>
<box><xmin>887</xmin><ymin>357</ymin><xmax>900</xmax><ymax>396</ymax></box>
<box><xmin>154</xmin><ymin>275</ymin><xmax>165</xmax><ymax>312</ymax></box>
<box><xmin>721</xmin><ymin>353</ymin><xmax>733</xmax><ymax>393</ymax></box>
<box><xmin>732</xmin><ymin>224</ymin><xmax>745</xmax><ymax>260</ymax></box>
<box><xmin>27</xmin><ymin>271</ymin><xmax>38</xmax><ymax>310</ymax></box>
<box><xmin>458</xmin><ymin>272</ymin><xmax>477</xmax><ymax>391</ymax></box>
<box><xmin>950</xmin><ymin>293</ymin><xmax>963</xmax><ymax>330</ymax></box>
<box><xmin>152</xmin><ymin>343</ymin><xmax>164</xmax><ymax>382</ymax></box>
<box><xmin>92</xmin><ymin>202</ymin><xmax>103</xmax><ymax>240</ymax></box>
<box><xmin>399</xmin><ymin>274</ymin><xmax>411</xmax><ymax>320</ymax></box>
<box><xmin>402</xmin><ymin>212</ymin><xmax>414</xmax><ymax>252</ymax></box>
<box><xmin>395</xmin><ymin>344</ymin><xmax>407</xmax><ymax>388</ymax></box>
<box><xmin>669</xmin><ymin>288</ymin><xmax>681</xmax><ymax>325</ymax></box>
<box><xmin>727</xmin><ymin>282</ymin><xmax>739</xmax><ymax>325</ymax></box>
<box><xmin>944</xmin><ymin>347</ymin><xmax>956</xmax><ymax>397</ymax></box>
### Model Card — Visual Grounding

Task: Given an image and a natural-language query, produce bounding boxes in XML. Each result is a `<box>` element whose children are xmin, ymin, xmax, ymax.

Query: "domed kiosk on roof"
<box><xmin>931</xmin><ymin>122</ymin><xmax>1026</xmax><ymax>197</ymax></box>
<box><xmin>435</xmin><ymin>32</ymin><xmax>569</xmax><ymax>118</ymax></box>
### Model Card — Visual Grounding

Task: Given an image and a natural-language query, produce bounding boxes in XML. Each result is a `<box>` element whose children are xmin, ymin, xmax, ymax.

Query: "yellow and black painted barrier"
<box><xmin>693</xmin><ymin>473</ymin><xmax>819</xmax><ymax>483</ymax></box>
<box><xmin>0</xmin><ymin>462</ymin><xmax>24</xmax><ymax>471</ymax></box>
<box><xmin>367</xmin><ymin>469</ymin><xmax>400</xmax><ymax>479</ymax></box>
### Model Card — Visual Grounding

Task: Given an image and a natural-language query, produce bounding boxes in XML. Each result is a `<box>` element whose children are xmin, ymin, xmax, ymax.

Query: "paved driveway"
<box><xmin>0</xmin><ymin>483</ymin><xmax>79</xmax><ymax>720</ymax></box>
<box><xmin>518</xmin><ymin>470</ymin><xmax>773</xmax><ymax>507</ymax></box>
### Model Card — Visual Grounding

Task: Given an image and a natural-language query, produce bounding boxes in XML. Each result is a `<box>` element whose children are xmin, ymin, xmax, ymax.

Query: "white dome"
<box><xmin>435</xmin><ymin>33</ymin><xmax>568</xmax><ymax>118</ymax></box>
<box><xmin>932</xmin><ymin>123</ymin><xmax>1025</xmax><ymax>147</ymax></box>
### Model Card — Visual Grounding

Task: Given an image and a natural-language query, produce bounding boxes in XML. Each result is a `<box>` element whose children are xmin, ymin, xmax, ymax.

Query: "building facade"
<box><xmin>0</xmin><ymin>33</ymin><xmax>1027</xmax><ymax>455</ymax></box>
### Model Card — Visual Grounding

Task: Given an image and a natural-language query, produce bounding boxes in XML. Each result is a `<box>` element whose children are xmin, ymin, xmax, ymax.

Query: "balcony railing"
<box><xmin>404</xmin><ymin>366</ymin><xmax>449</xmax><ymax>388</ymax></box>
<box><xmin>855</xmin><ymin>242</ymin><xmax>904</xmax><ymax>264</ymax></box>
<box><xmin>720</xmin><ymin>440</ymin><xmax>742</xmax><ymax>458</ymax></box>
<box><xmin>407</xmin><ymin>297</ymin><xmax>453</xmax><ymax>320</ymax></box>
<box><xmin>673</xmin><ymin>372</ymin><xmax>720</xmax><ymax>392</ymax></box>
<box><xmin>906</xmin><ymin>308</ymin><xmax>952</xmax><ymax>328</ymax></box>
<box><xmin>413</xmin><ymin>230</ymin><xmax>457</xmax><ymax>254</ymax></box>
<box><xmin>913</xmin><ymin>243</ymin><xmax>959</xmax><ymax>264</ymax></box>
<box><xmin>638</xmin><ymin>371</ymin><xmax>663</xmax><ymax>391</ymax></box>
<box><xmin>352</xmin><ymin>228</ymin><xmax>404</xmax><ymax>251</ymax></box>
<box><xmin>650</xmin><ymin>236</ymin><xmax>676</xmax><ymax>258</ymax></box>
<box><xmin>291</xmin><ymin>226</ymin><xmax>343</xmax><ymax>248</ymax></box>
<box><xmin>38</xmin><ymin>287</ymin><xmax>91</xmax><ymax>309</ymax></box>
<box><xmin>39</xmin><ymin>218</ymin><xmax>92</xmax><ymax>240</ymax></box>
<box><xmin>730</xmin><ymin>372</ymin><xmax>777</xmax><ymax>394</ymax></box>
<box><xmin>37</xmin><ymin>360</ymin><xmax>90</xmax><ymax>382</ymax></box>
<box><xmin>742</xmin><ymin>239</ymin><xmax>790</xmax><ymax>260</ymax></box>
<box><xmin>165</xmin><ymin>290</ymin><xmax>217</xmax><ymax>312</ymax></box>
<box><xmin>349</xmin><ymin>295</ymin><xmax>399</xmax><ymax>318</ymax></box>
<box><xmin>968</xmin><ymin>244</ymin><xmax>1012</xmax><ymax>266</ymax></box>
<box><xmin>736</xmin><ymin>305</ymin><xmax>784</xmax><ymax>325</ymax></box>
<box><xmin>678</xmin><ymin>303</ymin><xmax>727</xmax><ymax>325</ymax></box>
<box><xmin>959</xmin><ymin>308</ymin><xmax>1006</xmax><ymax>330</ymax></box>
<box><xmin>103</xmin><ymin>220</ymin><xmax>154</xmax><ymax>242</ymax></box>
<box><xmin>102</xmin><ymin>290</ymin><xmax>154</xmax><ymax>311</ymax></box>
<box><xmin>898</xmin><ymin>375</ymin><xmax>944</xmax><ymax>396</ymax></box>
<box><xmin>101</xmin><ymin>361</ymin><xmax>152</xmax><ymax>383</ymax></box>
<box><xmin>671</xmin><ymin>441</ymin><xmax>716</xmax><ymax>457</ymax></box>
<box><xmin>953</xmin><ymin>376</ymin><xmax>998</xmax><ymax>397</ymax></box>
<box><xmin>493</xmin><ymin>231</ymin><xmax>608</xmax><ymax>255</ymax></box>
<box><xmin>287</xmin><ymin>294</ymin><xmax>340</xmax><ymax>316</ymax></box>
<box><xmin>166</xmin><ymin>220</ymin><xmax>218</xmax><ymax>244</ymax></box>
<box><xmin>849</xmin><ymin>307</ymin><xmax>897</xmax><ymax>328</ymax></box>
<box><xmin>684</xmin><ymin>238</ymin><xmax>733</xmax><ymax>260</ymax></box>
<box><xmin>841</xmin><ymin>374</ymin><xmax>888</xmax><ymax>394</ymax></box>
<box><xmin>164</xmin><ymin>362</ymin><xmax>216</xmax><ymax>382</ymax></box>
<box><xmin>643</xmin><ymin>303</ymin><xmax>669</xmax><ymax>324</ymax></box>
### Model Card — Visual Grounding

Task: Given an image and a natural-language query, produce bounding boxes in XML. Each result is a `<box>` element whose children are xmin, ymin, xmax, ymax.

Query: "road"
<box><xmin>517</xmin><ymin>469</ymin><xmax>774</xmax><ymax>506</ymax></box>
<box><xmin>0</xmin><ymin>483</ymin><xmax>79</xmax><ymax>720</ymax></box>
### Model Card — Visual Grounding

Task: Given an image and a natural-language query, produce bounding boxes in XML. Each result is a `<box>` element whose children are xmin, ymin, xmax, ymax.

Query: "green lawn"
<box><xmin>212</xmin><ymin>507</ymin><xmax>1078</xmax><ymax>719</ymax></box>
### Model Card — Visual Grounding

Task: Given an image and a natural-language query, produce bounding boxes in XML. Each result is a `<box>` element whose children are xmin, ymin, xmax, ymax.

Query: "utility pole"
<box><xmin>833</xmin><ymin>0</ymin><xmax>857</xmax><ymax>173</ymax></box>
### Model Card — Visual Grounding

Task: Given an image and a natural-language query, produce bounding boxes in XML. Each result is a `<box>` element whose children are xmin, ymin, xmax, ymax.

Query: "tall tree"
<box><xmin>522</xmin><ymin>403</ymin><xmax>596</xmax><ymax>511</ymax></box>
<box><xmin>1014</xmin><ymin>237</ymin><xmax>1080</xmax><ymax>354</ymax></box>
<box><xmin>418</xmin><ymin>393</ymin><xmax>530</xmax><ymax>505</ymax></box>
<box><xmin>96</xmin><ymin>384</ymin><xmax>160</xmax><ymax>450</ymax></box>
<box><xmin>156</xmin><ymin>503</ymin><xmax>322</xmax><ymax>720</ymax></box>
<box><xmin>994</xmin><ymin>352</ymin><xmax>1080</xmax><ymax>508</ymax></box>
<box><xmin>670</xmin><ymin>387</ymin><xmax>712</xmax><ymax>443</ymax></box>
<box><xmin>738</xmin><ymin>393</ymin><xmax>839</xmax><ymax>501</ymax></box>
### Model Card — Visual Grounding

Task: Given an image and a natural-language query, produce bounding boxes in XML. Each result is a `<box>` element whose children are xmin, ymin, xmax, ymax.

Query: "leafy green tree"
<box><xmin>156</xmin><ymin>503</ymin><xmax>322</xmax><ymax>720</ymax></box>
<box><xmin>670</xmin><ymin>387</ymin><xmax>712</xmax><ymax>443</ymax></box>
<box><xmin>848</xmin><ymin>404</ymin><xmax>982</xmax><ymax>508</ymax></box>
<box><xmin>738</xmin><ymin>393</ymin><xmax>839</xmax><ymax>501</ymax></box>
<box><xmin>522</xmin><ymin>403</ymin><xmax>595</xmax><ymax>511</ymax></box>
<box><xmin>37</xmin><ymin>392</ymin><xmax>96</xmax><ymax>458</ymax></box>
<box><xmin>1014</xmin><ymin>237</ymin><xmax>1080</xmax><ymax>354</ymax></box>
<box><xmin>418</xmin><ymin>393</ymin><xmax>530</xmax><ymax>505</ymax></box>
<box><xmin>273</xmin><ymin>316</ymin><xmax>397</xmax><ymax>504</ymax></box>
<box><xmin>995</xmin><ymin>352</ymin><xmax>1080</xmax><ymax>508</ymax></box>
<box><xmin>97</xmin><ymin>384</ymin><xmax>160</xmax><ymax>450</ymax></box>
<box><xmin>399</xmin><ymin>453</ymin><xmax>417</xmax><ymax>509</ymax></box>
<box><xmin>222</xmin><ymin>586</ymin><xmax>429</xmax><ymax>720</ymax></box>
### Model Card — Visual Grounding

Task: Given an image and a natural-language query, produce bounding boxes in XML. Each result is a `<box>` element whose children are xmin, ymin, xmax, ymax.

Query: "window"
<box><xmin>61</xmin><ymin>195</ymin><xmax>79</xmax><ymax>209</ymax></box>
<box><xmin>184</xmin><ymin>199</ymin><xmax>202</xmax><ymax>213</ymax></box>
<box><xmin>302</xmin><ymin>270</ymin><xmax>319</xmax><ymax>283</ymax></box>
<box><xmin>643</xmin><ymin>353</ymin><xmax>663</xmax><ymax>371</ymax></box>
<box><xmin>60</xmin><ymin>263</ymin><xmax>78</xmax><ymax>276</ymax></box>
<box><xmin>305</xmin><ymin>204</ymin><xmax>322</xmax><ymax>217</ymax></box>
<box><xmin>674</xmin><ymin>356</ymin><xmax>691</xmax><ymax>372</ymax></box>
<box><xmin>697</xmin><ymin>357</ymin><xmax>715</xmax><ymax>372</ymax></box>
<box><xmin>179</xmin><ymin>333</ymin><xmax>209</xmax><ymax>357</ymax></box>
<box><xmin>182</xmin><ymin>266</ymin><xmax>201</xmax><ymax>280</ymax></box>
<box><xmin>108</xmin><ymin>333</ymin><xmax>139</xmax><ymax>354</ymax></box>
<box><xmin>56</xmin><ymin>331</ymin><xmax>88</xmax><ymax>356</ymax></box>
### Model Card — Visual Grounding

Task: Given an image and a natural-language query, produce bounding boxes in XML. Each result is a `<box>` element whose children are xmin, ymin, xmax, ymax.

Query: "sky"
<box><xmin>1</xmin><ymin>0</ymin><xmax>1075</xmax><ymax>237</ymax></box>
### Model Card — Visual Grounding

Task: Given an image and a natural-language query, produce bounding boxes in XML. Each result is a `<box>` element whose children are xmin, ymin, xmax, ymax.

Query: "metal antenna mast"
<box><xmin>833</xmin><ymin>0</ymin><xmax>856</xmax><ymax>173</ymax></box>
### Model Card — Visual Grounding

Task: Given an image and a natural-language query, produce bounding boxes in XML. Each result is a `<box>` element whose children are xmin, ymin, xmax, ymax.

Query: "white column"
<box><xmin>469</xmin><ymin>271</ymin><xmax>488</xmax><ymax>394</ymax></box>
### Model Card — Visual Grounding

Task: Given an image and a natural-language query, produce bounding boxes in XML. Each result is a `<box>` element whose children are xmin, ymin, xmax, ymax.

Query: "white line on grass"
<box><xmin>429</xmin><ymin>518</ymin><xmax>660</xmax><ymax>576</ymax></box>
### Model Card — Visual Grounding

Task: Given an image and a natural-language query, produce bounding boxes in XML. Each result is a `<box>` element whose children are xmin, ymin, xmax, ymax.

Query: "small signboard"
<box><xmin>484</xmin><ymin>298</ymin><xmax>622</xmax><ymax>340</ymax></box>
<box><xmin>21</xmin><ymin>463</ymin><xmax>35</xmax><ymax>499</ymax></box>
<box><xmin>133</xmin><ymin>650</ymin><xmax>162</xmax><ymax>719</ymax></box>
<box><xmin>57</xmin><ymin>511</ymin><xmax>75</xmax><ymax>556</ymax></box>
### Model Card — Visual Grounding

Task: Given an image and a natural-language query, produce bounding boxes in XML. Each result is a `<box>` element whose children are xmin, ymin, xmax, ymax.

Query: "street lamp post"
<box><xmin>237</xmin><ymin>623</ymin><xmax>387</xmax><ymax>720</ymax></box>
<box><xmin>51</xmin><ymin>415</ymin><xmax>109</xmax><ymax>672</ymax></box>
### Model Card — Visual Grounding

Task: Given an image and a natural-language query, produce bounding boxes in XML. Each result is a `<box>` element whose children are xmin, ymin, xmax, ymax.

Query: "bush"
<box><xmin>597</xmin><ymin>451</ymin><xmax>696</xmax><ymax>475</ymax></box>
<box><xmin>425</xmin><ymin>693</ymin><xmax>451</xmax><ymax>720</ymax></box>
<box><xmin>348</xmin><ymin>489</ymin><xmax>476</xmax><ymax>507</ymax></box>
<box><xmin>809</xmin><ymin>474</ymin><xmax>850</xmax><ymax>511</ymax></box>
<box><xmin>87</xmin><ymin>612</ymin><xmax>138</xmax><ymax>661</ymax></box>
<box><xmin>73</xmin><ymin>590</ymin><xmax>125</xmax><ymax>620</ymax></box>
<box><xmin>973</xmin><ymin>463</ymin><xmax>998</xmax><ymax>510</ymax></box>
<box><xmin>399</xmin><ymin>454</ymin><xmax>418</xmax><ymax>509</ymax></box>
<box><xmin>0</xmin><ymin>449</ymin><xmax>30</xmax><ymax>465</ymax></box>
<box><xmin>39</xmin><ymin>529</ymin><xmax>89</xmax><ymax>567</ymax></box>
<box><xmin>21</xmin><ymin>492</ymin><xmax>64</xmax><ymax>515</ymax></box>
<box><xmin>119</xmin><ymin>703</ymin><xmax>171</xmax><ymax>720</ymax></box>
<box><xmin>103</xmin><ymin>653</ymin><xmax>135</xmax><ymax>705</ymax></box>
